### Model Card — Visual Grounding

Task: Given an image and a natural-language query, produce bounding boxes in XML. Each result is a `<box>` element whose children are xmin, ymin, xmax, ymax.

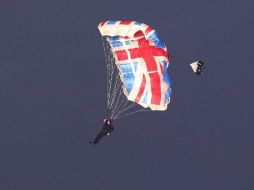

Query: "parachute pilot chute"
<box><xmin>190</xmin><ymin>61</ymin><xmax>205</xmax><ymax>75</ymax></box>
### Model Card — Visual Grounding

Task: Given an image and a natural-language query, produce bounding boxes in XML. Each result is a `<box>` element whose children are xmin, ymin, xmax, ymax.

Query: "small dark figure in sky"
<box><xmin>196</xmin><ymin>61</ymin><xmax>205</xmax><ymax>75</ymax></box>
<box><xmin>90</xmin><ymin>119</ymin><xmax>114</xmax><ymax>145</ymax></box>
<box><xmin>190</xmin><ymin>60</ymin><xmax>205</xmax><ymax>75</ymax></box>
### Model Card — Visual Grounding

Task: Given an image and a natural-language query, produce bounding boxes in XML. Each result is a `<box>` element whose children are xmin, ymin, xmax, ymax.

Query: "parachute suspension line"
<box><xmin>110</xmin><ymin>77</ymin><xmax>123</xmax><ymax>117</ymax></box>
<box><xmin>110</xmin><ymin>83</ymin><xmax>124</xmax><ymax>119</ymax></box>
<box><xmin>102</xmin><ymin>37</ymin><xmax>117</xmax><ymax>112</ymax></box>
<box><xmin>102</xmin><ymin>35</ymin><xmax>153</xmax><ymax>120</ymax></box>
<box><xmin>102</xmin><ymin>37</ymin><xmax>128</xmax><ymax>118</ymax></box>
<box><xmin>101</xmin><ymin>37</ymin><xmax>109</xmax><ymax>108</ymax></box>
<box><xmin>102</xmin><ymin>37</ymin><xmax>112</xmax><ymax>109</ymax></box>
<box><xmin>114</xmin><ymin>108</ymin><xmax>151</xmax><ymax>120</ymax></box>
<box><xmin>112</xmin><ymin>35</ymin><xmax>151</xmax><ymax>120</ymax></box>
<box><xmin>108</xmin><ymin>69</ymin><xmax>118</xmax><ymax>112</ymax></box>
<box><xmin>114</xmin><ymin>35</ymin><xmax>162</xmax><ymax>119</ymax></box>
<box><xmin>108</xmin><ymin>51</ymin><xmax>116</xmax><ymax>109</ymax></box>
<box><xmin>110</xmin><ymin>39</ymin><xmax>131</xmax><ymax>119</ymax></box>
<box><xmin>109</xmin><ymin>70</ymin><xmax>121</xmax><ymax>109</ymax></box>
<box><xmin>111</xmin><ymin>95</ymin><xmax>129</xmax><ymax>119</ymax></box>
<box><xmin>112</xmin><ymin>101</ymin><xmax>137</xmax><ymax>120</ymax></box>
<box><xmin>111</xmin><ymin>36</ymin><xmax>151</xmax><ymax>120</ymax></box>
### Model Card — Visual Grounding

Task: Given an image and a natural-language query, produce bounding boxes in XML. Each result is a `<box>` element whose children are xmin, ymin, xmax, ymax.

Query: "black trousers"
<box><xmin>93</xmin><ymin>130</ymin><xmax>108</xmax><ymax>144</ymax></box>
<box><xmin>92</xmin><ymin>125</ymin><xmax>114</xmax><ymax>144</ymax></box>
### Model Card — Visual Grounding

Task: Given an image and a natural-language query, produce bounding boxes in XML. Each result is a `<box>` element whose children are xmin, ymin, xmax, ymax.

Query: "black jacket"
<box><xmin>101</xmin><ymin>122</ymin><xmax>114</xmax><ymax>134</ymax></box>
<box><xmin>90</xmin><ymin>122</ymin><xmax>114</xmax><ymax>144</ymax></box>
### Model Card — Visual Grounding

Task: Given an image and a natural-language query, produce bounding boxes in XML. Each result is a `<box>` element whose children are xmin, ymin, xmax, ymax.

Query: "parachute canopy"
<box><xmin>98</xmin><ymin>20</ymin><xmax>171</xmax><ymax>119</ymax></box>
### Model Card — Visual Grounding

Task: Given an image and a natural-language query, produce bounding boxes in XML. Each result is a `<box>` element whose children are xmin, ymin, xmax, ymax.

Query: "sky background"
<box><xmin>1</xmin><ymin>0</ymin><xmax>254</xmax><ymax>189</ymax></box>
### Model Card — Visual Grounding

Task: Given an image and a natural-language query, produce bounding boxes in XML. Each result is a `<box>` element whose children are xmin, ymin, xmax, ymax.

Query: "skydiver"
<box><xmin>90</xmin><ymin>119</ymin><xmax>114</xmax><ymax>145</ymax></box>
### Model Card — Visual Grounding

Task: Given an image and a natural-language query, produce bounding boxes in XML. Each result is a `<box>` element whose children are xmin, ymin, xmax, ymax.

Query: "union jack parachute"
<box><xmin>98</xmin><ymin>20</ymin><xmax>171</xmax><ymax>119</ymax></box>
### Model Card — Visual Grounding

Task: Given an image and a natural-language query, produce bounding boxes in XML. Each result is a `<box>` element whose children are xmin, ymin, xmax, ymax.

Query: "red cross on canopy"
<box><xmin>114</xmin><ymin>31</ymin><xmax>169</xmax><ymax>105</ymax></box>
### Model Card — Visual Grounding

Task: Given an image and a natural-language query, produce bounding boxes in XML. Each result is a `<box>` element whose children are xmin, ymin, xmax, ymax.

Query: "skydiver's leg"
<box><xmin>92</xmin><ymin>130</ymin><xmax>107</xmax><ymax>144</ymax></box>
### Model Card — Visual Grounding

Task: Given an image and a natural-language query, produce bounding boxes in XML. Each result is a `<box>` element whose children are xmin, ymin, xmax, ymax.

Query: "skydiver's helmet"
<box><xmin>104</xmin><ymin>118</ymin><xmax>112</xmax><ymax>125</ymax></box>
<box><xmin>190</xmin><ymin>61</ymin><xmax>205</xmax><ymax>75</ymax></box>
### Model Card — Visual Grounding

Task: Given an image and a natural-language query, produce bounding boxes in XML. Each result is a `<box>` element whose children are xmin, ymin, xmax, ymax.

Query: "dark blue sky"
<box><xmin>1</xmin><ymin>0</ymin><xmax>254</xmax><ymax>189</ymax></box>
